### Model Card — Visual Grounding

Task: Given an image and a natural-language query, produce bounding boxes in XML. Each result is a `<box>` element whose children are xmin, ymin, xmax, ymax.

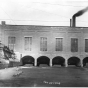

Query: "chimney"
<box><xmin>70</xmin><ymin>19</ymin><xmax>72</xmax><ymax>27</ymax></box>
<box><xmin>72</xmin><ymin>16</ymin><xmax>76</xmax><ymax>27</ymax></box>
<box><xmin>70</xmin><ymin>19</ymin><xmax>74</xmax><ymax>27</ymax></box>
<box><xmin>72</xmin><ymin>6</ymin><xmax>88</xmax><ymax>27</ymax></box>
<box><xmin>1</xmin><ymin>21</ymin><xmax>6</xmax><ymax>25</ymax></box>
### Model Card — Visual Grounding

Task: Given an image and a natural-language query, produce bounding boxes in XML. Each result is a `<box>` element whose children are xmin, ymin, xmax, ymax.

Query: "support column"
<box><xmin>50</xmin><ymin>59</ymin><xmax>52</xmax><ymax>67</ymax></box>
<box><xmin>80</xmin><ymin>59</ymin><xmax>83</xmax><ymax>67</ymax></box>
<box><xmin>34</xmin><ymin>59</ymin><xmax>37</xmax><ymax>66</ymax></box>
<box><xmin>20</xmin><ymin>54</ymin><xmax>22</xmax><ymax>59</ymax></box>
<box><xmin>65</xmin><ymin>59</ymin><xmax>68</xmax><ymax>67</ymax></box>
<box><xmin>80</xmin><ymin>55</ymin><xmax>83</xmax><ymax>67</ymax></box>
<box><xmin>20</xmin><ymin>54</ymin><xmax>22</xmax><ymax>65</ymax></box>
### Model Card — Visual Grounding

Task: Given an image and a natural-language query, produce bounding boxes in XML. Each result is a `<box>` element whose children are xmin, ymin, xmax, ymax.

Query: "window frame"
<box><xmin>40</xmin><ymin>37</ymin><xmax>47</xmax><ymax>51</ymax></box>
<box><xmin>8</xmin><ymin>36</ymin><xmax>16</xmax><ymax>50</ymax></box>
<box><xmin>24</xmin><ymin>36</ymin><xmax>32</xmax><ymax>51</ymax></box>
<box><xmin>71</xmin><ymin>38</ymin><xmax>78</xmax><ymax>52</ymax></box>
<box><xmin>55</xmin><ymin>37</ymin><xmax>63</xmax><ymax>51</ymax></box>
<box><xmin>85</xmin><ymin>39</ymin><xmax>88</xmax><ymax>52</ymax></box>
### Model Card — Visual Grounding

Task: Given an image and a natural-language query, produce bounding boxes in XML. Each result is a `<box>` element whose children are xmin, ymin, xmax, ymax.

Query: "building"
<box><xmin>0</xmin><ymin>21</ymin><xmax>88</xmax><ymax>67</ymax></box>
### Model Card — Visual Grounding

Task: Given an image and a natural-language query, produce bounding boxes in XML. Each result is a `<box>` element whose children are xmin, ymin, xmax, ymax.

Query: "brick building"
<box><xmin>0</xmin><ymin>21</ymin><xmax>88</xmax><ymax>67</ymax></box>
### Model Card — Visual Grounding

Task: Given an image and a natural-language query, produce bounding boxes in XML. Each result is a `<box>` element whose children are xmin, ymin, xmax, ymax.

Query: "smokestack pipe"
<box><xmin>70</xmin><ymin>18</ymin><xmax>76</xmax><ymax>27</ymax></box>
<box><xmin>1</xmin><ymin>21</ymin><xmax>6</xmax><ymax>25</ymax></box>
<box><xmin>70</xmin><ymin>19</ymin><xmax>72</xmax><ymax>27</ymax></box>
<box><xmin>70</xmin><ymin>19</ymin><xmax>75</xmax><ymax>27</ymax></box>
<box><xmin>72</xmin><ymin>16</ymin><xmax>76</xmax><ymax>27</ymax></box>
<box><xmin>72</xmin><ymin>6</ymin><xmax>88</xmax><ymax>27</ymax></box>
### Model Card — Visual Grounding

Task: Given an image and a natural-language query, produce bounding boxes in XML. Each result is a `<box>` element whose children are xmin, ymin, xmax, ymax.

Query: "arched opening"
<box><xmin>21</xmin><ymin>55</ymin><xmax>35</xmax><ymax>66</ymax></box>
<box><xmin>52</xmin><ymin>56</ymin><xmax>65</xmax><ymax>67</ymax></box>
<box><xmin>68</xmin><ymin>57</ymin><xmax>80</xmax><ymax>67</ymax></box>
<box><xmin>83</xmin><ymin>57</ymin><xmax>88</xmax><ymax>67</ymax></box>
<box><xmin>37</xmin><ymin>56</ymin><xmax>50</xmax><ymax>66</ymax></box>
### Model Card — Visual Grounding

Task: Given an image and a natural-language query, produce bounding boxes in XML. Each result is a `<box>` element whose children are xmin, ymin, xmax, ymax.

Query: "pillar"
<box><xmin>20</xmin><ymin>54</ymin><xmax>22</xmax><ymax>62</ymax></box>
<box><xmin>34</xmin><ymin>59</ymin><xmax>37</xmax><ymax>66</ymax></box>
<box><xmin>65</xmin><ymin>59</ymin><xmax>68</xmax><ymax>67</ymax></box>
<box><xmin>80</xmin><ymin>59</ymin><xmax>83</xmax><ymax>67</ymax></box>
<box><xmin>80</xmin><ymin>55</ymin><xmax>83</xmax><ymax>67</ymax></box>
<box><xmin>50</xmin><ymin>59</ymin><xmax>52</xmax><ymax>67</ymax></box>
<box><xmin>20</xmin><ymin>54</ymin><xmax>22</xmax><ymax>65</ymax></box>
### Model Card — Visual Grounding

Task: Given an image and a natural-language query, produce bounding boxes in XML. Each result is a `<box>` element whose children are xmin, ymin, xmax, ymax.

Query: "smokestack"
<box><xmin>1</xmin><ymin>21</ymin><xmax>6</xmax><ymax>25</ymax></box>
<box><xmin>72</xmin><ymin>16</ymin><xmax>76</xmax><ymax>27</ymax></box>
<box><xmin>70</xmin><ymin>19</ymin><xmax>72</xmax><ymax>27</ymax></box>
<box><xmin>72</xmin><ymin>6</ymin><xmax>88</xmax><ymax>27</ymax></box>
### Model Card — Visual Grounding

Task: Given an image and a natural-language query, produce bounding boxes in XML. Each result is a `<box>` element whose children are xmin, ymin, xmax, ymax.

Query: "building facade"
<box><xmin>0</xmin><ymin>21</ymin><xmax>88</xmax><ymax>67</ymax></box>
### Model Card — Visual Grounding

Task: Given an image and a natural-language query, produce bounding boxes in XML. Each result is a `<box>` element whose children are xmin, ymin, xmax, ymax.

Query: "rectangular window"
<box><xmin>71</xmin><ymin>38</ymin><xmax>78</xmax><ymax>52</ymax></box>
<box><xmin>8</xmin><ymin>36</ymin><xmax>16</xmax><ymax>50</ymax></box>
<box><xmin>56</xmin><ymin>38</ymin><xmax>63</xmax><ymax>51</ymax></box>
<box><xmin>85</xmin><ymin>39</ymin><xmax>88</xmax><ymax>52</ymax></box>
<box><xmin>24</xmin><ymin>37</ymin><xmax>32</xmax><ymax>51</ymax></box>
<box><xmin>40</xmin><ymin>37</ymin><xmax>47</xmax><ymax>51</ymax></box>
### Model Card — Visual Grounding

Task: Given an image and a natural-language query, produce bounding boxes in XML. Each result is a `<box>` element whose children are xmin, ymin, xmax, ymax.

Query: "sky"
<box><xmin>0</xmin><ymin>0</ymin><xmax>88</xmax><ymax>27</ymax></box>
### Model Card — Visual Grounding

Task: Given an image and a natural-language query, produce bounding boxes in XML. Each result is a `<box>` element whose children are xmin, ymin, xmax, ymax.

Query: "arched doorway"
<box><xmin>83</xmin><ymin>57</ymin><xmax>88</xmax><ymax>67</ymax></box>
<box><xmin>52</xmin><ymin>56</ymin><xmax>65</xmax><ymax>66</ymax></box>
<box><xmin>68</xmin><ymin>57</ymin><xmax>80</xmax><ymax>67</ymax></box>
<box><xmin>37</xmin><ymin>56</ymin><xmax>50</xmax><ymax>66</ymax></box>
<box><xmin>21</xmin><ymin>55</ymin><xmax>35</xmax><ymax>66</ymax></box>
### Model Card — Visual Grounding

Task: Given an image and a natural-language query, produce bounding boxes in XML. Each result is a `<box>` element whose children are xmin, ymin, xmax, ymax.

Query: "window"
<box><xmin>24</xmin><ymin>37</ymin><xmax>32</xmax><ymax>51</ymax></box>
<box><xmin>85</xmin><ymin>39</ymin><xmax>88</xmax><ymax>52</ymax></box>
<box><xmin>56</xmin><ymin>38</ymin><xmax>63</xmax><ymax>51</ymax></box>
<box><xmin>40</xmin><ymin>37</ymin><xmax>47</xmax><ymax>51</ymax></box>
<box><xmin>8</xmin><ymin>36</ymin><xmax>16</xmax><ymax>50</ymax></box>
<box><xmin>71</xmin><ymin>38</ymin><xmax>78</xmax><ymax>52</ymax></box>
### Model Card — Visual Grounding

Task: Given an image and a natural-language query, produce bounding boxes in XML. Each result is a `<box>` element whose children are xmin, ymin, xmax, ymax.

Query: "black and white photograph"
<box><xmin>0</xmin><ymin>0</ymin><xmax>88</xmax><ymax>87</ymax></box>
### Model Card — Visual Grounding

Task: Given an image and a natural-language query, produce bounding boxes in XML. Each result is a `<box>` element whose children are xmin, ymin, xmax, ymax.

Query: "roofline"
<box><xmin>0</xmin><ymin>24</ymin><xmax>88</xmax><ymax>28</ymax></box>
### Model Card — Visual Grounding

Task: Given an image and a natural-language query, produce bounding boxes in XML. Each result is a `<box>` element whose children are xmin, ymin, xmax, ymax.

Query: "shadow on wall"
<box><xmin>83</xmin><ymin>57</ymin><xmax>88</xmax><ymax>67</ymax></box>
<box><xmin>12</xmin><ymin>55</ymin><xmax>88</xmax><ymax>67</ymax></box>
<box><xmin>68</xmin><ymin>57</ymin><xmax>80</xmax><ymax>67</ymax></box>
<box><xmin>37</xmin><ymin>56</ymin><xmax>50</xmax><ymax>66</ymax></box>
<box><xmin>52</xmin><ymin>56</ymin><xmax>65</xmax><ymax>67</ymax></box>
<box><xmin>20</xmin><ymin>56</ymin><xmax>35</xmax><ymax>66</ymax></box>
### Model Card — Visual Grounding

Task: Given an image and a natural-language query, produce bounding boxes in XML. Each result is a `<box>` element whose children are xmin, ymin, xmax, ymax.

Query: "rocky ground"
<box><xmin>0</xmin><ymin>65</ymin><xmax>88</xmax><ymax>87</ymax></box>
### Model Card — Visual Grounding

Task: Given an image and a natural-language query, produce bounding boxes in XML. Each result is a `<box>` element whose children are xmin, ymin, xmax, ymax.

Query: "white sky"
<box><xmin>0</xmin><ymin>0</ymin><xmax>88</xmax><ymax>27</ymax></box>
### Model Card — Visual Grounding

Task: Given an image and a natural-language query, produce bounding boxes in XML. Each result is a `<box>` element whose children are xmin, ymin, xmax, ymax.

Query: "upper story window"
<box><xmin>40</xmin><ymin>37</ymin><xmax>47</xmax><ymax>51</ymax></box>
<box><xmin>85</xmin><ymin>39</ymin><xmax>88</xmax><ymax>52</ymax></box>
<box><xmin>55</xmin><ymin>38</ymin><xmax>63</xmax><ymax>51</ymax></box>
<box><xmin>24</xmin><ymin>37</ymin><xmax>32</xmax><ymax>51</ymax></box>
<box><xmin>8</xmin><ymin>36</ymin><xmax>16</xmax><ymax>50</ymax></box>
<box><xmin>71</xmin><ymin>38</ymin><xmax>78</xmax><ymax>52</ymax></box>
